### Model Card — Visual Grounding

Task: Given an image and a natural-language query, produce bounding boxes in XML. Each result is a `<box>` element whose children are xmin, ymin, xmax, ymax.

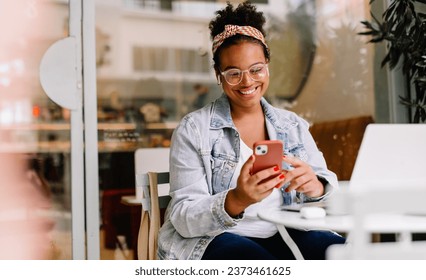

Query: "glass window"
<box><xmin>1</xmin><ymin>0</ymin><xmax>72</xmax><ymax>259</ymax></box>
<box><xmin>92</xmin><ymin>0</ymin><xmax>376</xmax><ymax>259</ymax></box>
<box><xmin>0</xmin><ymin>0</ymin><xmax>377</xmax><ymax>260</ymax></box>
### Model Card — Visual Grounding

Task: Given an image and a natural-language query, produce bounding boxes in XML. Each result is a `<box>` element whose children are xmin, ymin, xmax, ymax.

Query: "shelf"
<box><xmin>145</xmin><ymin>122</ymin><xmax>178</xmax><ymax>130</ymax></box>
<box><xmin>0</xmin><ymin>140</ymin><xmax>148</xmax><ymax>154</ymax></box>
<box><xmin>97</xmin><ymin>72</ymin><xmax>215</xmax><ymax>83</ymax></box>
<box><xmin>0</xmin><ymin>122</ymin><xmax>178</xmax><ymax>131</ymax></box>
<box><xmin>0</xmin><ymin>122</ymin><xmax>176</xmax><ymax>153</ymax></box>
<box><xmin>0</xmin><ymin>122</ymin><xmax>136</xmax><ymax>131</ymax></box>
<box><xmin>0</xmin><ymin>123</ymin><xmax>71</xmax><ymax>131</ymax></box>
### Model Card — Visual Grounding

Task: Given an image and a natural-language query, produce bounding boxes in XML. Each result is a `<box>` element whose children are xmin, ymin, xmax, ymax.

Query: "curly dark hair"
<box><xmin>209</xmin><ymin>1</ymin><xmax>270</xmax><ymax>70</ymax></box>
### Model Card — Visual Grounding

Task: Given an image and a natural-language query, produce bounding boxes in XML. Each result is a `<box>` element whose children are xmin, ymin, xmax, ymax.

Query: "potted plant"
<box><xmin>359</xmin><ymin>0</ymin><xmax>426</xmax><ymax>123</ymax></box>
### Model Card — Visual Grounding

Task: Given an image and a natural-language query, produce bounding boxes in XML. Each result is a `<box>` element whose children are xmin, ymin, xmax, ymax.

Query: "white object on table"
<box><xmin>258</xmin><ymin>205</ymin><xmax>426</xmax><ymax>260</ymax></box>
<box><xmin>300</xmin><ymin>206</ymin><xmax>326</xmax><ymax>219</ymax></box>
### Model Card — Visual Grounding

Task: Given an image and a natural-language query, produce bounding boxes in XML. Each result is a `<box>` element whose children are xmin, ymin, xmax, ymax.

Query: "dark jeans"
<box><xmin>201</xmin><ymin>229</ymin><xmax>345</xmax><ymax>260</ymax></box>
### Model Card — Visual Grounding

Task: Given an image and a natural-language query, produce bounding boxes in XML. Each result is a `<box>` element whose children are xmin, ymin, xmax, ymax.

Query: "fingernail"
<box><xmin>274</xmin><ymin>166</ymin><xmax>279</xmax><ymax>171</ymax></box>
<box><xmin>279</xmin><ymin>174</ymin><xmax>285</xmax><ymax>179</ymax></box>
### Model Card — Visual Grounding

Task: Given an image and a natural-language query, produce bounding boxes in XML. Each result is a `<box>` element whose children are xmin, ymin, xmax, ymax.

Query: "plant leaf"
<box><xmin>420</xmin><ymin>108</ymin><xmax>426</xmax><ymax>122</ymax></box>
<box><xmin>358</xmin><ymin>31</ymin><xmax>375</xmax><ymax>36</ymax></box>
<box><xmin>414</xmin><ymin>109</ymin><xmax>420</xmax><ymax>123</ymax></box>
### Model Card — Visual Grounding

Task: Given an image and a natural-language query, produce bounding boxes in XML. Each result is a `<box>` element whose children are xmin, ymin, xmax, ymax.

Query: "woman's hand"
<box><xmin>225</xmin><ymin>155</ymin><xmax>285</xmax><ymax>217</ymax></box>
<box><xmin>282</xmin><ymin>156</ymin><xmax>324</xmax><ymax>198</ymax></box>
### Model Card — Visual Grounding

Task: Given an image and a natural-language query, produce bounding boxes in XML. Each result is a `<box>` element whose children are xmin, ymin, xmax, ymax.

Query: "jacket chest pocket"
<box><xmin>211</xmin><ymin>156</ymin><xmax>237</xmax><ymax>194</ymax></box>
<box><xmin>286</xmin><ymin>143</ymin><xmax>308</xmax><ymax>162</ymax></box>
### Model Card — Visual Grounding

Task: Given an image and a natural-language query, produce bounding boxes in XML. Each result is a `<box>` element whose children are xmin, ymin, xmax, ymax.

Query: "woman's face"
<box><xmin>217</xmin><ymin>41</ymin><xmax>269</xmax><ymax>110</ymax></box>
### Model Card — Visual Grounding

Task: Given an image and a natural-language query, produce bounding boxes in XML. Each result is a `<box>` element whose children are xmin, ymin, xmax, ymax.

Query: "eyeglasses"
<box><xmin>220</xmin><ymin>63</ymin><xmax>268</xmax><ymax>86</ymax></box>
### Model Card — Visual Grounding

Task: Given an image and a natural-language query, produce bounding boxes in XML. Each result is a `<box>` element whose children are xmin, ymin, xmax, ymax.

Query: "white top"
<box><xmin>226</xmin><ymin>139</ymin><xmax>281</xmax><ymax>238</ymax></box>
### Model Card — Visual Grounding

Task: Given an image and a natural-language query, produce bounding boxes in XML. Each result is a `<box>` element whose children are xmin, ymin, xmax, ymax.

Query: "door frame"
<box><xmin>69</xmin><ymin>0</ymin><xmax>100</xmax><ymax>259</ymax></box>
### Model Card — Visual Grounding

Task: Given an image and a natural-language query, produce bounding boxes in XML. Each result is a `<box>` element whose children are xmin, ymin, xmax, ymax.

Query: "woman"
<box><xmin>157</xmin><ymin>1</ymin><xmax>345</xmax><ymax>260</ymax></box>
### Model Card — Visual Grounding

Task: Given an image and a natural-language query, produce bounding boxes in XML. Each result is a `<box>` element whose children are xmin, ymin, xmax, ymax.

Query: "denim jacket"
<box><xmin>157</xmin><ymin>94</ymin><xmax>338</xmax><ymax>260</ymax></box>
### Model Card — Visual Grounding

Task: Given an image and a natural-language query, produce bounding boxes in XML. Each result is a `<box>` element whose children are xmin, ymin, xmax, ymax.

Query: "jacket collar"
<box><xmin>209</xmin><ymin>93</ymin><xmax>298</xmax><ymax>133</ymax></box>
<box><xmin>209</xmin><ymin>94</ymin><xmax>234</xmax><ymax>129</ymax></box>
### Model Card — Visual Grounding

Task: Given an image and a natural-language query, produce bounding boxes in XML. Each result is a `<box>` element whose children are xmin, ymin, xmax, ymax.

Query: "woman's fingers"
<box><xmin>236</xmin><ymin>156</ymin><xmax>286</xmax><ymax>203</ymax></box>
<box><xmin>241</xmin><ymin>155</ymin><xmax>255</xmax><ymax>177</ymax></box>
<box><xmin>253</xmin><ymin>170</ymin><xmax>286</xmax><ymax>192</ymax></box>
<box><xmin>281</xmin><ymin>155</ymin><xmax>324</xmax><ymax>197</ymax></box>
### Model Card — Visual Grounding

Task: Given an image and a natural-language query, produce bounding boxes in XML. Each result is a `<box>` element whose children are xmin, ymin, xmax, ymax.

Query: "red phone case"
<box><xmin>251</xmin><ymin>140</ymin><xmax>283</xmax><ymax>174</ymax></box>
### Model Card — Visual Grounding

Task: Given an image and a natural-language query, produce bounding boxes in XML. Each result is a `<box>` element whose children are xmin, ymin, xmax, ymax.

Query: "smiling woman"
<box><xmin>156</xmin><ymin>1</ymin><xmax>345</xmax><ymax>260</ymax></box>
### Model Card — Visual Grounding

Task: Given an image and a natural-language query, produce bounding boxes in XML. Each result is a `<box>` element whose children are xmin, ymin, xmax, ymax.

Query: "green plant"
<box><xmin>359</xmin><ymin>0</ymin><xmax>426</xmax><ymax>123</ymax></box>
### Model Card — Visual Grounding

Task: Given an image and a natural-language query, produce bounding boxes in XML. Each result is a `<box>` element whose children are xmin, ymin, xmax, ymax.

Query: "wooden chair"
<box><xmin>136</xmin><ymin>171</ymin><xmax>171</xmax><ymax>260</ymax></box>
<box><xmin>134</xmin><ymin>148</ymin><xmax>170</xmax><ymax>260</ymax></box>
<box><xmin>134</xmin><ymin>148</ymin><xmax>170</xmax><ymax>201</ymax></box>
<box><xmin>326</xmin><ymin>188</ymin><xmax>426</xmax><ymax>259</ymax></box>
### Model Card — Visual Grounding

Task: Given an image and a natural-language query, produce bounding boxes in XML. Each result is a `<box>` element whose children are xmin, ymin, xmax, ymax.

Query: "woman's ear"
<box><xmin>216</xmin><ymin>74</ymin><xmax>221</xmax><ymax>85</ymax></box>
<box><xmin>214</xmin><ymin>68</ymin><xmax>221</xmax><ymax>85</ymax></box>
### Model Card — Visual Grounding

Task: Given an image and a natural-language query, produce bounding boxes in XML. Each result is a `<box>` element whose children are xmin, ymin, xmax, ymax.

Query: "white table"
<box><xmin>257</xmin><ymin>207</ymin><xmax>426</xmax><ymax>260</ymax></box>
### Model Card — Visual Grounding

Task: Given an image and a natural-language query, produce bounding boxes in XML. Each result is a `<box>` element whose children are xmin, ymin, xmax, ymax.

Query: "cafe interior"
<box><xmin>1</xmin><ymin>0</ymin><xmax>425</xmax><ymax>260</ymax></box>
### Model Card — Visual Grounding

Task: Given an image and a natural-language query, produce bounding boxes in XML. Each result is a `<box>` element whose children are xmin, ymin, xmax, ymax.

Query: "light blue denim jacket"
<box><xmin>157</xmin><ymin>94</ymin><xmax>338</xmax><ymax>260</ymax></box>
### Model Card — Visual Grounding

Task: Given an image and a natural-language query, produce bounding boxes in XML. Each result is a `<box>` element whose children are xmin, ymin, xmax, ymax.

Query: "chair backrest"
<box><xmin>134</xmin><ymin>147</ymin><xmax>171</xmax><ymax>260</ymax></box>
<box><xmin>136</xmin><ymin>171</ymin><xmax>171</xmax><ymax>260</ymax></box>
<box><xmin>326</xmin><ymin>187</ymin><xmax>426</xmax><ymax>259</ymax></box>
<box><xmin>309</xmin><ymin>115</ymin><xmax>374</xmax><ymax>181</ymax></box>
<box><xmin>134</xmin><ymin>148</ymin><xmax>170</xmax><ymax>200</ymax></box>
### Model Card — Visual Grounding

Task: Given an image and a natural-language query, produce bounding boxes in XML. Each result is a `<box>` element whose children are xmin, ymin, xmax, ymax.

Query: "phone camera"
<box><xmin>255</xmin><ymin>144</ymin><xmax>268</xmax><ymax>155</ymax></box>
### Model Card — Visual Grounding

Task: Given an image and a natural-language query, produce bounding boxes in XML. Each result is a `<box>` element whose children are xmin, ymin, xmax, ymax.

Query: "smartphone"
<box><xmin>251</xmin><ymin>140</ymin><xmax>283</xmax><ymax>175</ymax></box>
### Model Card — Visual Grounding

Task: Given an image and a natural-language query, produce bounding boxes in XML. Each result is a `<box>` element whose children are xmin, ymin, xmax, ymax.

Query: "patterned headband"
<box><xmin>212</xmin><ymin>24</ymin><xmax>268</xmax><ymax>55</ymax></box>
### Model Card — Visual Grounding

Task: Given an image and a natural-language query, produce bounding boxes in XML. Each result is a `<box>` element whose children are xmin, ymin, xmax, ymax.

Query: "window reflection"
<box><xmin>97</xmin><ymin>0</ymin><xmax>373</xmax><ymax>125</ymax></box>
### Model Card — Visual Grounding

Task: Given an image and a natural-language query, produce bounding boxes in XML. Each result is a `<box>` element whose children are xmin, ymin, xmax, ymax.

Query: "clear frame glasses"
<box><xmin>220</xmin><ymin>63</ymin><xmax>269</xmax><ymax>85</ymax></box>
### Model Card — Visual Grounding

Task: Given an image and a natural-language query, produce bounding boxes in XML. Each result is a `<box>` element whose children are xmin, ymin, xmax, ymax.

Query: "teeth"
<box><xmin>240</xmin><ymin>88</ymin><xmax>256</xmax><ymax>95</ymax></box>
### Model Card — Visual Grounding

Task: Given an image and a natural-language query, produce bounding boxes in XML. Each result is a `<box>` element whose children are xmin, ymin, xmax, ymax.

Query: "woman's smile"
<box><xmin>238</xmin><ymin>87</ymin><xmax>257</xmax><ymax>95</ymax></box>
